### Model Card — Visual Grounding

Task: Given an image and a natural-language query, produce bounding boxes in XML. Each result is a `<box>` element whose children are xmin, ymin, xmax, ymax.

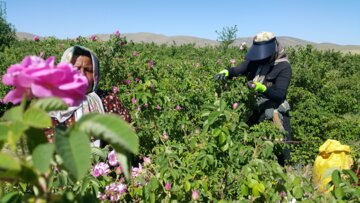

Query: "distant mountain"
<box><xmin>16</xmin><ymin>32</ymin><xmax>44</xmax><ymax>40</ymax></box>
<box><xmin>97</xmin><ymin>32</ymin><xmax>218</xmax><ymax>46</ymax></box>
<box><xmin>16</xmin><ymin>32</ymin><xmax>360</xmax><ymax>53</ymax></box>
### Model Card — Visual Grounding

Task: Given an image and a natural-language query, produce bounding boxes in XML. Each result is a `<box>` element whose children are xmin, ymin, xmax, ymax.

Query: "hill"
<box><xmin>16</xmin><ymin>32</ymin><xmax>360</xmax><ymax>53</ymax></box>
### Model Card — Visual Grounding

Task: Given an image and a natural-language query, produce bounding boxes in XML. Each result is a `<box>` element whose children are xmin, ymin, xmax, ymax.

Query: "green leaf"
<box><xmin>203</xmin><ymin>180</ymin><xmax>209</xmax><ymax>192</ymax></box>
<box><xmin>342</xmin><ymin>169</ymin><xmax>358</xmax><ymax>184</ymax></box>
<box><xmin>32</xmin><ymin>143</ymin><xmax>55</xmax><ymax>174</ymax></box>
<box><xmin>0</xmin><ymin>153</ymin><xmax>21</xmax><ymax>171</ymax></box>
<box><xmin>25</xmin><ymin>127</ymin><xmax>48</xmax><ymax>153</ymax></box>
<box><xmin>184</xmin><ymin>181</ymin><xmax>191</xmax><ymax>192</ymax></box>
<box><xmin>218</xmin><ymin>132</ymin><xmax>227</xmax><ymax>145</ymax></box>
<box><xmin>293</xmin><ymin>177</ymin><xmax>302</xmax><ymax>186</ymax></box>
<box><xmin>171</xmin><ymin>169</ymin><xmax>179</xmax><ymax>179</ymax></box>
<box><xmin>2</xmin><ymin>106</ymin><xmax>23</xmax><ymax>122</ymax></box>
<box><xmin>220</xmin><ymin>99</ymin><xmax>226</xmax><ymax>112</ymax></box>
<box><xmin>240</xmin><ymin>184</ymin><xmax>249</xmax><ymax>196</ymax></box>
<box><xmin>334</xmin><ymin>187</ymin><xmax>344</xmax><ymax>199</ymax></box>
<box><xmin>221</xmin><ymin>127</ymin><xmax>230</xmax><ymax>135</ymax></box>
<box><xmin>91</xmin><ymin>147</ymin><xmax>107</xmax><ymax>160</ymax></box>
<box><xmin>212</xmin><ymin>128</ymin><xmax>221</xmax><ymax>137</ymax></box>
<box><xmin>150</xmin><ymin>192</ymin><xmax>156</xmax><ymax>203</ymax></box>
<box><xmin>247</xmin><ymin>179</ymin><xmax>258</xmax><ymax>188</ymax></box>
<box><xmin>18</xmin><ymin>164</ymin><xmax>38</xmax><ymax>183</ymax></box>
<box><xmin>80</xmin><ymin>176</ymin><xmax>93</xmax><ymax>195</ymax></box>
<box><xmin>32</xmin><ymin>97</ymin><xmax>68</xmax><ymax>112</ymax></box>
<box><xmin>252</xmin><ymin>183</ymin><xmax>265</xmax><ymax>197</ymax></box>
<box><xmin>77</xmin><ymin>114</ymin><xmax>138</xmax><ymax>154</ymax></box>
<box><xmin>220</xmin><ymin>142</ymin><xmax>229</xmax><ymax>152</ymax></box>
<box><xmin>0</xmin><ymin>192</ymin><xmax>23</xmax><ymax>203</ymax></box>
<box><xmin>149</xmin><ymin>177</ymin><xmax>159</xmax><ymax>192</ymax></box>
<box><xmin>55</xmin><ymin>128</ymin><xmax>91</xmax><ymax>180</ymax></box>
<box><xmin>207</xmin><ymin>111</ymin><xmax>220</xmax><ymax>126</ymax></box>
<box><xmin>293</xmin><ymin>186</ymin><xmax>303</xmax><ymax>199</ymax></box>
<box><xmin>0</xmin><ymin>163</ymin><xmax>37</xmax><ymax>184</ymax></box>
<box><xmin>23</xmin><ymin>107</ymin><xmax>51</xmax><ymax>128</ymax></box>
<box><xmin>206</xmin><ymin>155</ymin><xmax>214</xmax><ymax>165</ymax></box>
<box><xmin>331</xmin><ymin>169</ymin><xmax>341</xmax><ymax>187</ymax></box>
<box><xmin>224</xmin><ymin>111</ymin><xmax>231</xmax><ymax>121</ymax></box>
<box><xmin>201</xmin><ymin>158</ymin><xmax>207</xmax><ymax>169</ymax></box>
<box><xmin>7</xmin><ymin>121</ymin><xmax>29</xmax><ymax>151</ymax></box>
<box><xmin>0</xmin><ymin>123</ymin><xmax>10</xmax><ymax>141</ymax></box>
<box><xmin>200</xmin><ymin>111</ymin><xmax>210</xmax><ymax>117</ymax></box>
<box><xmin>116</xmin><ymin>151</ymin><xmax>131</xmax><ymax>180</ymax></box>
<box><xmin>141</xmin><ymin>94</ymin><xmax>148</xmax><ymax>104</ymax></box>
<box><xmin>0</xmin><ymin>124</ymin><xmax>9</xmax><ymax>150</ymax></box>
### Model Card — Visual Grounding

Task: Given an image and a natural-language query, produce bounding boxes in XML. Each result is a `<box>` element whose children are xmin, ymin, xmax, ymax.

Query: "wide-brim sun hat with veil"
<box><xmin>245</xmin><ymin>32</ymin><xmax>277</xmax><ymax>61</ymax></box>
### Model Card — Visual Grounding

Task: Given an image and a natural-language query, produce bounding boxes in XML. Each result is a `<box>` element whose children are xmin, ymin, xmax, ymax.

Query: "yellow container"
<box><xmin>312</xmin><ymin>139</ymin><xmax>353</xmax><ymax>192</ymax></box>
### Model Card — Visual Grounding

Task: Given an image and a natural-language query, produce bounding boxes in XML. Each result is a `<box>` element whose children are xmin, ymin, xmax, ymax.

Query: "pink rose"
<box><xmin>147</xmin><ymin>60</ymin><xmax>154</xmax><ymax>68</ymax></box>
<box><xmin>108</xmin><ymin>150</ymin><xmax>119</xmax><ymax>166</ymax></box>
<box><xmin>113</xmin><ymin>86</ymin><xmax>118</xmax><ymax>94</ymax></box>
<box><xmin>89</xmin><ymin>35</ymin><xmax>97</xmax><ymax>41</ymax></box>
<box><xmin>114</xmin><ymin>30</ymin><xmax>120</xmax><ymax>36</ymax></box>
<box><xmin>131</xmin><ymin>163</ymin><xmax>143</xmax><ymax>177</ymax></box>
<box><xmin>97</xmin><ymin>192</ymin><xmax>107</xmax><ymax>201</ymax></box>
<box><xmin>232</xmin><ymin>102</ymin><xmax>238</xmax><ymax>110</ymax></box>
<box><xmin>92</xmin><ymin>162</ymin><xmax>110</xmax><ymax>177</ymax></box>
<box><xmin>116</xmin><ymin>165</ymin><xmax>122</xmax><ymax>175</ymax></box>
<box><xmin>165</xmin><ymin>182</ymin><xmax>171</xmax><ymax>191</ymax></box>
<box><xmin>162</xmin><ymin>131</ymin><xmax>169</xmax><ymax>141</ymax></box>
<box><xmin>131</xmin><ymin>97</ymin><xmax>137</xmax><ymax>104</ymax></box>
<box><xmin>192</xmin><ymin>189</ymin><xmax>199</xmax><ymax>201</ymax></box>
<box><xmin>103</xmin><ymin>183</ymin><xmax>127</xmax><ymax>202</ymax></box>
<box><xmin>143</xmin><ymin>157</ymin><xmax>151</xmax><ymax>165</ymax></box>
<box><xmin>2</xmin><ymin>56</ymin><xmax>88</xmax><ymax>106</ymax></box>
<box><xmin>33</xmin><ymin>36</ymin><xmax>40</xmax><ymax>41</ymax></box>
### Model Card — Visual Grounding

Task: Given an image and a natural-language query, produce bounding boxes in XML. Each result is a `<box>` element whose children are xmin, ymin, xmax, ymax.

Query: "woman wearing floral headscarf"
<box><xmin>45</xmin><ymin>46</ymin><xmax>131</xmax><ymax>145</ymax></box>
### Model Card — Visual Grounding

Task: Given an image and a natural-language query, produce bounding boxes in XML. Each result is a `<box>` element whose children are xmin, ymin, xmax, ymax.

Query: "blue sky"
<box><xmin>3</xmin><ymin>0</ymin><xmax>360</xmax><ymax>45</ymax></box>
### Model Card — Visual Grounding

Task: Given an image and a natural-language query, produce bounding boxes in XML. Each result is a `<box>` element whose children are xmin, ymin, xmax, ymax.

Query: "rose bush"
<box><xmin>0</xmin><ymin>34</ymin><xmax>359</xmax><ymax>202</ymax></box>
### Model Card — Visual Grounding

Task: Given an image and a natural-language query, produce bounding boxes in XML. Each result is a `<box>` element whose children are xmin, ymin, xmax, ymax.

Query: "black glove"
<box><xmin>213</xmin><ymin>69</ymin><xmax>229</xmax><ymax>80</ymax></box>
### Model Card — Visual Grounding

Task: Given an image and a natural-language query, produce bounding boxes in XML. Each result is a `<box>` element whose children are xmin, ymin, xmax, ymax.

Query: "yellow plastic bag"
<box><xmin>312</xmin><ymin>139</ymin><xmax>353</xmax><ymax>192</ymax></box>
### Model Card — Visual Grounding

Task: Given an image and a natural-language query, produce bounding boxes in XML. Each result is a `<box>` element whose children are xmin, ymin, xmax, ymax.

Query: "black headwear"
<box><xmin>245</xmin><ymin>37</ymin><xmax>277</xmax><ymax>61</ymax></box>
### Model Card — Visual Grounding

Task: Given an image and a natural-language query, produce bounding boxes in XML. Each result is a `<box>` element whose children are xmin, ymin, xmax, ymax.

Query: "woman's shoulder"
<box><xmin>96</xmin><ymin>89</ymin><xmax>124</xmax><ymax>104</ymax></box>
<box><xmin>95</xmin><ymin>89</ymin><xmax>132</xmax><ymax>123</ymax></box>
<box><xmin>96</xmin><ymin>89</ymin><xmax>113</xmax><ymax>99</ymax></box>
<box><xmin>275</xmin><ymin>60</ymin><xmax>291</xmax><ymax>69</ymax></box>
<box><xmin>267</xmin><ymin>61</ymin><xmax>291</xmax><ymax>80</ymax></box>
<box><xmin>273</xmin><ymin>60</ymin><xmax>291</xmax><ymax>74</ymax></box>
<box><xmin>96</xmin><ymin>89</ymin><xmax>122</xmax><ymax>109</ymax></box>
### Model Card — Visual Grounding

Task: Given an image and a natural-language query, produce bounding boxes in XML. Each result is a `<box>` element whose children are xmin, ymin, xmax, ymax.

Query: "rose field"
<box><xmin>0</xmin><ymin>33</ymin><xmax>359</xmax><ymax>202</ymax></box>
